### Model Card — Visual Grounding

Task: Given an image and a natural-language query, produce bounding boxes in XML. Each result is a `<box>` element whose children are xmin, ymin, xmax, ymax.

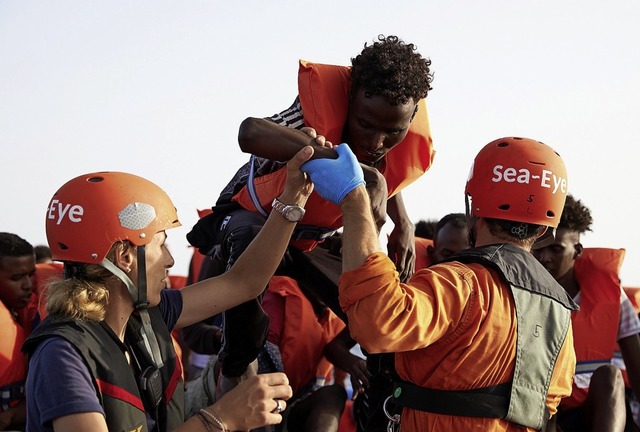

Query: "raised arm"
<box><xmin>176</xmin><ymin>146</ymin><xmax>315</xmax><ymax>328</ymax></box>
<box><xmin>238</xmin><ymin>117</ymin><xmax>337</xmax><ymax>161</ymax></box>
<box><xmin>340</xmin><ymin>186</ymin><xmax>383</xmax><ymax>272</ymax></box>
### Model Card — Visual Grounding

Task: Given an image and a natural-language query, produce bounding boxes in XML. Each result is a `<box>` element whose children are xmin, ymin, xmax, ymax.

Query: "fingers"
<box><xmin>301</xmin><ymin>126</ymin><xmax>333</xmax><ymax>148</ymax></box>
<box><xmin>270</xmin><ymin>398</ymin><xmax>286</xmax><ymax>414</ymax></box>
<box><xmin>287</xmin><ymin>146</ymin><xmax>314</xmax><ymax>170</ymax></box>
<box><xmin>300</xmin><ymin>127</ymin><xmax>317</xmax><ymax>138</ymax></box>
<box><xmin>256</xmin><ymin>373</ymin><xmax>293</xmax><ymax>401</ymax></box>
<box><xmin>260</xmin><ymin>371</ymin><xmax>289</xmax><ymax>386</ymax></box>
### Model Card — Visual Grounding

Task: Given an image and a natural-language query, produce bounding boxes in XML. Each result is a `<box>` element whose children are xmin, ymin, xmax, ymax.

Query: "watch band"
<box><xmin>271</xmin><ymin>197</ymin><xmax>305</xmax><ymax>222</ymax></box>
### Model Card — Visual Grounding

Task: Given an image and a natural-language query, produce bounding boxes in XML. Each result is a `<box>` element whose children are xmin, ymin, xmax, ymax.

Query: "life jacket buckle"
<box><xmin>383</xmin><ymin>395</ymin><xmax>401</xmax><ymax>432</ymax></box>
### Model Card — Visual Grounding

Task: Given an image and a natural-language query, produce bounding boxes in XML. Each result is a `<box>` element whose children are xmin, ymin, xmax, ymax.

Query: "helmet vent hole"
<box><xmin>498</xmin><ymin>204</ymin><xmax>510</xmax><ymax>211</ymax></box>
<box><xmin>529</xmin><ymin>161</ymin><xmax>544</xmax><ymax>166</ymax></box>
<box><xmin>87</xmin><ymin>176</ymin><xmax>104</xmax><ymax>183</ymax></box>
<box><xmin>547</xmin><ymin>210</ymin><xmax>555</xmax><ymax>218</ymax></box>
<box><xmin>497</xmin><ymin>142</ymin><xmax>509</xmax><ymax>148</ymax></box>
<box><xmin>58</xmin><ymin>242</ymin><xmax>69</xmax><ymax>251</ymax></box>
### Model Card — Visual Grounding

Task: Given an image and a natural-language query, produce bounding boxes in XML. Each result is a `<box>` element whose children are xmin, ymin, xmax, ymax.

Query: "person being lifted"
<box><xmin>188</xmin><ymin>34</ymin><xmax>434</xmax><ymax>393</ymax></box>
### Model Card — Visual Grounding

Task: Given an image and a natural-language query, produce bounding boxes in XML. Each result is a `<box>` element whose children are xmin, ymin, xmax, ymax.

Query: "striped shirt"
<box><xmin>217</xmin><ymin>98</ymin><xmax>305</xmax><ymax>205</ymax></box>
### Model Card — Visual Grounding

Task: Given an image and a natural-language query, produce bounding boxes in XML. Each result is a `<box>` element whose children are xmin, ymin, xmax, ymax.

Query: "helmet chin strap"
<box><xmin>99</xmin><ymin>246</ymin><xmax>164</xmax><ymax>369</ymax></box>
<box><xmin>465</xmin><ymin>194</ymin><xmax>478</xmax><ymax>247</ymax></box>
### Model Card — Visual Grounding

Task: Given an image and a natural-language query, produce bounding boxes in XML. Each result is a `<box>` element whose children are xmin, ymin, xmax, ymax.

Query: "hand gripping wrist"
<box><xmin>301</xmin><ymin>143</ymin><xmax>365</xmax><ymax>205</ymax></box>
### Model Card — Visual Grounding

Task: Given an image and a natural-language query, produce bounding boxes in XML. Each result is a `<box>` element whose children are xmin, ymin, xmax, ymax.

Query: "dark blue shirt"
<box><xmin>26</xmin><ymin>289</ymin><xmax>183</xmax><ymax>431</ymax></box>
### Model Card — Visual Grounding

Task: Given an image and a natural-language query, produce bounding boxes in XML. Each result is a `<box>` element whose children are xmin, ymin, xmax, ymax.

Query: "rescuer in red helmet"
<box><xmin>23</xmin><ymin>146</ymin><xmax>316</xmax><ymax>432</ymax></box>
<box><xmin>302</xmin><ymin>137</ymin><xmax>578</xmax><ymax>431</ymax></box>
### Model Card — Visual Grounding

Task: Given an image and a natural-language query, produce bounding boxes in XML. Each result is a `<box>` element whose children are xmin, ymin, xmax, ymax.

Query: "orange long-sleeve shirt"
<box><xmin>339</xmin><ymin>252</ymin><xmax>575</xmax><ymax>432</ymax></box>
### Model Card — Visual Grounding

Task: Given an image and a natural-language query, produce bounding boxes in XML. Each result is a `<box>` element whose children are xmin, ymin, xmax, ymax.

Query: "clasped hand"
<box><xmin>301</xmin><ymin>143</ymin><xmax>365</xmax><ymax>205</ymax></box>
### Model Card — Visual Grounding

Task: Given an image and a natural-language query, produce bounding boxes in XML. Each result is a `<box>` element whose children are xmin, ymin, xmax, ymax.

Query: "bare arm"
<box><xmin>176</xmin><ymin>146</ymin><xmax>315</xmax><ymax>328</ymax></box>
<box><xmin>340</xmin><ymin>186</ymin><xmax>384</xmax><ymax>273</ymax></box>
<box><xmin>53</xmin><ymin>412</ymin><xmax>108</xmax><ymax>432</ymax></box>
<box><xmin>619</xmin><ymin>333</ymin><xmax>640</xmax><ymax>402</ymax></box>
<box><xmin>238</xmin><ymin>117</ymin><xmax>337</xmax><ymax>161</ymax></box>
<box><xmin>386</xmin><ymin>191</ymin><xmax>416</xmax><ymax>282</ymax></box>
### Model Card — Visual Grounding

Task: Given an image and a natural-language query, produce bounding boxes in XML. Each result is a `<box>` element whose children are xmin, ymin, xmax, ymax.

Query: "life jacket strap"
<box><xmin>392</xmin><ymin>379</ymin><xmax>511</xmax><ymax>418</ymax></box>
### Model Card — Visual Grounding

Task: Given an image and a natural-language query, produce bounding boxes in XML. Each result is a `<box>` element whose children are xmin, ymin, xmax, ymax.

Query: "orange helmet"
<box><xmin>465</xmin><ymin>137</ymin><xmax>568</xmax><ymax>228</ymax></box>
<box><xmin>46</xmin><ymin>172</ymin><xmax>181</xmax><ymax>263</ymax></box>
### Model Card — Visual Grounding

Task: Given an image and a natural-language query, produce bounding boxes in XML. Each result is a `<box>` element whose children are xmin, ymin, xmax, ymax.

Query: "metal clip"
<box><xmin>383</xmin><ymin>395</ymin><xmax>401</xmax><ymax>432</ymax></box>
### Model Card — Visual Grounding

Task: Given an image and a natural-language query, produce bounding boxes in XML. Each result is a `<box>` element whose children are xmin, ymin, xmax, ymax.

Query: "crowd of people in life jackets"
<box><xmin>1</xmin><ymin>33</ymin><xmax>639</xmax><ymax>432</ymax></box>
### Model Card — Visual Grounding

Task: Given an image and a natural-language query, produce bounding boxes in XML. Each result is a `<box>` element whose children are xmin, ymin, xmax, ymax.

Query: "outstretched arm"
<box><xmin>239</xmin><ymin>117</ymin><xmax>337</xmax><ymax>161</ymax></box>
<box><xmin>177</xmin><ymin>146</ymin><xmax>315</xmax><ymax>328</ymax></box>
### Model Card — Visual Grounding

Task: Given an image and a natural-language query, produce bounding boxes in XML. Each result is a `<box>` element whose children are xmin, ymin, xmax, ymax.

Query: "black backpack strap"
<box><xmin>392</xmin><ymin>379</ymin><xmax>511</xmax><ymax>418</ymax></box>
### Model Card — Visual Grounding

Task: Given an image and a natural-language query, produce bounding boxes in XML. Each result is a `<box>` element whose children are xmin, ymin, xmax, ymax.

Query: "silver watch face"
<box><xmin>284</xmin><ymin>206</ymin><xmax>305</xmax><ymax>222</ymax></box>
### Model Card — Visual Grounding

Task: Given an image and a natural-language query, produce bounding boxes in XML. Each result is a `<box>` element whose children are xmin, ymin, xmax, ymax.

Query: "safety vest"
<box><xmin>392</xmin><ymin>244</ymin><xmax>577</xmax><ymax>430</ymax></box>
<box><xmin>0</xmin><ymin>301</ymin><xmax>27</xmax><ymax>412</ymax></box>
<box><xmin>231</xmin><ymin>60</ymin><xmax>435</xmax><ymax>251</ymax></box>
<box><xmin>561</xmin><ymin>248</ymin><xmax>624</xmax><ymax>410</ymax></box>
<box><xmin>414</xmin><ymin>237</ymin><xmax>433</xmax><ymax>271</ymax></box>
<box><xmin>623</xmin><ymin>287</ymin><xmax>640</xmax><ymax>313</ymax></box>
<box><xmin>267</xmin><ymin>275</ymin><xmax>345</xmax><ymax>395</ymax></box>
<box><xmin>24</xmin><ymin>308</ymin><xmax>184</xmax><ymax>432</ymax></box>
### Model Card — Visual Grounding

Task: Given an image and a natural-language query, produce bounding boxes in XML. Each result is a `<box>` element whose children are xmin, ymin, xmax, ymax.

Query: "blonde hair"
<box><xmin>46</xmin><ymin>241</ymin><xmax>134</xmax><ymax>322</ymax></box>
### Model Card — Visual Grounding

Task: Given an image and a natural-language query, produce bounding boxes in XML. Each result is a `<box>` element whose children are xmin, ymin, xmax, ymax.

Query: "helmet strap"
<box><xmin>100</xmin><ymin>257</ymin><xmax>139</xmax><ymax>303</ymax></box>
<box><xmin>465</xmin><ymin>194</ymin><xmax>478</xmax><ymax>247</ymax></box>
<box><xmin>135</xmin><ymin>246</ymin><xmax>149</xmax><ymax>309</ymax></box>
<box><xmin>99</xmin><ymin>250</ymin><xmax>165</xmax><ymax>369</ymax></box>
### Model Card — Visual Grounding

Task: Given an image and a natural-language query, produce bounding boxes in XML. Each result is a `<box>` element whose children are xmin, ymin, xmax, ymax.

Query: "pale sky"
<box><xmin>2</xmin><ymin>1</ymin><xmax>640</xmax><ymax>285</ymax></box>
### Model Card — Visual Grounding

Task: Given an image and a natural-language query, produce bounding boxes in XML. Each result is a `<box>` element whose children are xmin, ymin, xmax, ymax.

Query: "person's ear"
<box><xmin>113</xmin><ymin>242</ymin><xmax>135</xmax><ymax>274</ymax></box>
<box><xmin>574</xmin><ymin>243</ymin><xmax>584</xmax><ymax>259</ymax></box>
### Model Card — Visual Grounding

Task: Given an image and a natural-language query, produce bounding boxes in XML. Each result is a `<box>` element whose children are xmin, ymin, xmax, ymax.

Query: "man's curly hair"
<box><xmin>351</xmin><ymin>35</ymin><xmax>433</xmax><ymax>105</ymax></box>
<box><xmin>558</xmin><ymin>194</ymin><xmax>593</xmax><ymax>234</ymax></box>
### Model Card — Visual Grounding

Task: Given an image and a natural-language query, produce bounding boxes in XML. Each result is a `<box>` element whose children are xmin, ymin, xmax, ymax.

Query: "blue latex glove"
<box><xmin>301</xmin><ymin>143</ymin><xmax>365</xmax><ymax>205</ymax></box>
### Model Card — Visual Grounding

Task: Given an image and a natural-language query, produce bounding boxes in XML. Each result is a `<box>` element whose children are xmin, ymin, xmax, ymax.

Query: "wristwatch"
<box><xmin>271</xmin><ymin>198</ymin><xmax>305</xmax><ymax>222</ymax></box>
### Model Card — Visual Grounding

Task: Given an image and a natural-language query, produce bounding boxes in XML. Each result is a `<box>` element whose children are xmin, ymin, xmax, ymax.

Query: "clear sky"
<box><xmin>2</xmin><ymin>1</ymin><xmax>639</xmax><ymax>285</ymax></box>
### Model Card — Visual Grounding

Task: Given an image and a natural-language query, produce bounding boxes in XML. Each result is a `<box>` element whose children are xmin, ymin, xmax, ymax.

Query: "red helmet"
<box><xmin>465</xmin><ymin>137</ymin><xmax>568</xmax><ymax>228</ymax></box>
<box><xmin>46</xmin><ymin>172</ymin><xmax>181</xmax><ymax>263</ymax></box>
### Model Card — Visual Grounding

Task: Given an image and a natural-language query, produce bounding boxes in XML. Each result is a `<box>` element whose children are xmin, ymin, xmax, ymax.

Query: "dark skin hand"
<box><xmin>387</xmin><ymin>192</ymin><xmax>415</xmax><ymax>282</ymax></box>
<box><xmin>238</xmin><ymin>118</ymin><xmax>338</xmax><ymax>162</ymax></box>
<box><xmin>323</xmin><ymin>329</ymin><xmax>370</xmax><ymax>400</ymax></box>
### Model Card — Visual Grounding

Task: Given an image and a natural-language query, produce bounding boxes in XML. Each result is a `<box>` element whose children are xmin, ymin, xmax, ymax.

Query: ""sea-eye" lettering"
<box><xmin>492</xmin><ymin>165</ymin><xmax>567</xmax><ymax>194</ymax></box>
<box><xmin>47</xmin><ymin>199</ymin><xmax>84</xmax><ymax>225</ymax></box>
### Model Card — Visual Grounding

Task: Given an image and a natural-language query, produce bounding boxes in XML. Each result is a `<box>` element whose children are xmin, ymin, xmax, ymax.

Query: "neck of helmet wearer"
<box><xmin>473</xmin><ymin>217</ymin><xmax>544</xmax><ymax>251</ymax></box>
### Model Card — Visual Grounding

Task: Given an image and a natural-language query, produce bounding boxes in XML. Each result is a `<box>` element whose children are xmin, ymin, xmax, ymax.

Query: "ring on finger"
<box><xmin>272</xmin><ymin>399</ymin><xmax>283</xmax><ymax>414</ymax></box>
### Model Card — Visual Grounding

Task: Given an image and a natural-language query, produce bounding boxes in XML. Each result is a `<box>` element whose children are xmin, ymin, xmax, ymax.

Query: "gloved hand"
<box><xmin>301</xmin><ymin>143</ymin><xmax>365</xmax><ymax>205</ymax></box>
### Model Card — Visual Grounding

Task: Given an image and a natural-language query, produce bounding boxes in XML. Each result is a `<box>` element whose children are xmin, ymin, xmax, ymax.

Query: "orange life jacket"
<box><xmin>414</xmin><ymin>237</ymin><xmax>434</xmax><ymax>271</ymax></box>
<box><xmin>624</xmin><ymin>287</ymin><xmax>640</xmax><ymax>313</ymax></box>
<box><xmin>266</xmin><ymin>276</ymin><xmax>345</xmax><ymax>395</ymax></box>
<box><xmin>27</xmin><ymin>262</ymin><xmax>64</xmax><ymax>322</ymax></box>
<box><xmin>0</xmin><ymin>301</ymin><xmax>28</xmax><ymax>411</ymax></box>
<box><xmin>231</xmin><ymin>60</ymin><xmax>435</xmax><ymax>251</ymax></box>
<box><xmin>168</xmin><ymin>275</ymin><xmax>187</xmax><ymax>290</ymax></box>
<box><xmin>561</xmin><ymin>247</ymin><xmax>624</xmax><ymax>410</ymax></box>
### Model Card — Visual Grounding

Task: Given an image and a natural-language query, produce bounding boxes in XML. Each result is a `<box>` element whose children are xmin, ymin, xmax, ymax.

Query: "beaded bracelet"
<box><xmin>200</xmin><ymin>408</ymin><xmax>228</xmax><ymax>432</ymax></box>
<box><xmin>195</xmin><ymin>411</ymin><xmax>213</xmax><ymax>432</ymax></box>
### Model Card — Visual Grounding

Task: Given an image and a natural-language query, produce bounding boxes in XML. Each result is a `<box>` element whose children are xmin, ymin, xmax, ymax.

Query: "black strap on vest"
<box><xmin>392</xmin><ymin>379</ymin><xmax>511</xmax><ymax>418</ymax></box>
